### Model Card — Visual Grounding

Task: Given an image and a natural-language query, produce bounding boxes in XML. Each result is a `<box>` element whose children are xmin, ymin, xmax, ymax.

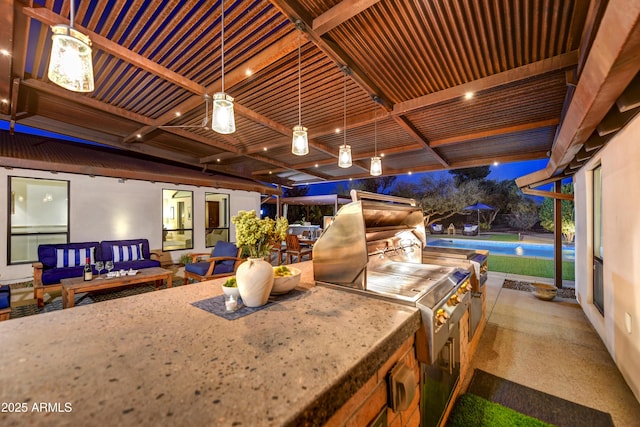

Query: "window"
<box><xmin>593</xmin><ymin>165</ymin><xmax>604</xmax><ymax>315</ymax></box>
<box><xmin>205</xmin><ymin>193</ymin><xmax>230</xmax><ymax>247</ymax></box>
<box><xmin>162</xmin><ymin>189</ymin><xmax>193</xmax><ymax>251</ymax></box>
<box><xmin>8</xmin><ymin>176</ymin><xmax>69</xmax><ymax>264</ymax></box>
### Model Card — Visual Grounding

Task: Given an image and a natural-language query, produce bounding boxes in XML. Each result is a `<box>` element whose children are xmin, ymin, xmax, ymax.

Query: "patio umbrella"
<box><xmin>463</xmin><ymin>202</ymin><xmax>495</xmax><ymax>226</ymax></box>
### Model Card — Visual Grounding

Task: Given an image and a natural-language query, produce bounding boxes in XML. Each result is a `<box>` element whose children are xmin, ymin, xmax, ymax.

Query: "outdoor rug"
<box><xmin>467</xmin><ymin>369</ymin><xmax>614</xmax><ymax>427</ymax></box>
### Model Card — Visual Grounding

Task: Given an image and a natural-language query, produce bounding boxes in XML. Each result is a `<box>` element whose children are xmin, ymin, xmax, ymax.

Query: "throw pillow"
<box><xmin>56</xmin><ymin>247</ymin><xmax>96</xmax><ymax>268</ymax></box>
<box><xmin>112</xmin><ymin>243</ymin><xmax>145</xmax><ymax>262</ymax></box>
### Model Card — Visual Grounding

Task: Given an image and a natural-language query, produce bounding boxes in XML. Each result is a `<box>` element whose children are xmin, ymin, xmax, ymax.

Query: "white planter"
<box><xmin>236</xmin><ymin>257</ymin><xmax>274</xmax><ymax>307</ymax></box>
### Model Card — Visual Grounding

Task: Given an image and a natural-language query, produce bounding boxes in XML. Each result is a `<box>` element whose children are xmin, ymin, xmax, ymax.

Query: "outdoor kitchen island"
<box><xmin>0</xmin><ymin>261</ymin><xmax>485</xmax><ymax>427</ymax></box>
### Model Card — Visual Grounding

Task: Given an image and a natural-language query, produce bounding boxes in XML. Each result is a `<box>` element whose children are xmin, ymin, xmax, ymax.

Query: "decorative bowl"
<box><xmin>271</xmin><ymin>266</ymin><xmax>302</xmax><ymax>295</ymax></box>
<box><xmin>530</xmin><ymin>283</ymin><xmax>557</xmax><ymax>301</ymax></box>
<box><xmin>222</xmin><ymin>279</ymin><xmax>241</xmax><ymax>299</ymax></box>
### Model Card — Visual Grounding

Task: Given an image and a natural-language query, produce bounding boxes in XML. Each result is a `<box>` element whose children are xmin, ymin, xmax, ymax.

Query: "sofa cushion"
<box><xmin>38</xmin><ymin>242</ymin><xmax>100</xmax><ymax>269</ymax></box>
<box><xmin>42</xmin><ymin>266</ymin><xmax>86</xmax><ymax>285</ymax></box>
<box><xmin>100</xmin><ymin>239</ymin><xmax>152</xmax><ymax>262</ymax></box>
<box><xmin>111</xmin><ymin>243</ymin><xmax>144</xmax><ymax>262</ymax></box>
<box><xmin>112</xmin><ymin>259</ymin><xmax>160</xmax><ymax>271</ymax></box>
<box><xmin>0</xmin><ymin>285</ymin><xmax>10</xmax><ymax>310</ymax></box>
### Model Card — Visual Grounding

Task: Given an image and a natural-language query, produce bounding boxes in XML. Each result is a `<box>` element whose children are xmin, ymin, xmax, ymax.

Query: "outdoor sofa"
<box><xmin>430</xmin><ymin>223</ymin><xmax>444</xmax><ymax>234</ymax></box>
<box><xmin>32</xmin><ymin>238</ymin><xmax>161</xmax><ymax>307</ymax></box>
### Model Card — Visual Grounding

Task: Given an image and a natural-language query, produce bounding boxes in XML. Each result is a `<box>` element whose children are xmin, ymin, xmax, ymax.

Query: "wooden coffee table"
<box><xmin>60</xmin><ymin>267</ymin><xmax>173</xmax><ymax>309</ymax></box>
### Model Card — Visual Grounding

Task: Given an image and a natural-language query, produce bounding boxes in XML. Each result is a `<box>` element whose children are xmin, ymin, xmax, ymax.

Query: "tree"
<box><xmin>507</xmin><ymin>199</ymin><xmax>539</xmax><ymax>232</ymax></box>
<box><xmin>337</xmin><ymin>176</ymin><xmax>397</xmax><ymax>195</ymax></box>
<box><xmin>448</xmin><ymin>166</ymin><xmax>491</xmax><ymax>187</ymax></box>
<box><xmin>539</xmin><ymin>183</ymin><xmax>575</xmax><ymax>242</ymax></box>
<box><xmin>392</xmin><ymin>175</ymin><xmax>485</xmax><ymax>226</ymax></box>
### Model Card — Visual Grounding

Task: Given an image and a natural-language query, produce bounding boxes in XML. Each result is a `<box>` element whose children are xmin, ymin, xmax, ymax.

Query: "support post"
<box><xmin>554</xmin><ymin>181</ymin><xmax>563</xmax><ymax>289</ymax></box>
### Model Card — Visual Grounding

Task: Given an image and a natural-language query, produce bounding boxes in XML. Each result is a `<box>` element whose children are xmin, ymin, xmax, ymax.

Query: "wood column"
<box><xmin>554</xmin><ymin>180</ymin><xmax>563</xmax><ymax>289</ymax></box>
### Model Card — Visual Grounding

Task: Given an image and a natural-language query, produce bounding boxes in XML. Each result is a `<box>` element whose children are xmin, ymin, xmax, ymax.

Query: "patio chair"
<box><xmin>285</xmin><ymin>234</ymin><xmax>313</xmax><ymax>264</ymax></box>
<box><xmin>270</xmin><ymin>239</ymin><xmax>286</xmax><ymax>265</ymax></box>
<box><xmin>184</xmin><ymin>241</ymin><xmax>243</xmax><ymax>283</ymax></box>
<box><xmin>462</xmin><ymin>224</ymin><xmax>479</xmax><ymax>236</ymax></box>
<box><xmin>430</xmin><ymin>223</ymin><xmax>444</xmax><ymax>234</ymax></box>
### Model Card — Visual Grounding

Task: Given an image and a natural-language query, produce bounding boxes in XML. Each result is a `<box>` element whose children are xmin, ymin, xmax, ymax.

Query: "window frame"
<box><xmin>8</xmin><ymin>176</ymin><xmax>70</xmax><ymax>265</ymax></box>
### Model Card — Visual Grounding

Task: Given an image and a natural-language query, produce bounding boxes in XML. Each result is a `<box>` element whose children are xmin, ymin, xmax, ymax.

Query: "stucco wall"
<box><xmin>575</xmin><ymin>113</ymin><xmax>640</xmax><ymax>401</ymax></box>
<box><xmin>0</xmin><ymin>168</ymin><xmax>261</xmax><ymax>283</ymax></box>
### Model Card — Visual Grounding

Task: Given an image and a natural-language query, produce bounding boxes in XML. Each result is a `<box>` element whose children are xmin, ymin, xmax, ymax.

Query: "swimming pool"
<box><xmin>427</xmin><ymin>238</ymin><xmax>575</xmax><ymax>261</ymax></box>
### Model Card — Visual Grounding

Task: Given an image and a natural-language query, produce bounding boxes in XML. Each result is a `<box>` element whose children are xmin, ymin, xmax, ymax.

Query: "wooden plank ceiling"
<box><xmin>1</xmin><ymin>0</ymin><xmax>639</xmax><ymax>190</ymax></box>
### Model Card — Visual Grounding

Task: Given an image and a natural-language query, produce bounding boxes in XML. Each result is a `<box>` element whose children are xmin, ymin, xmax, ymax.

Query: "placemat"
<box><xmin>191</xmin><ymin>289</ymin><xmax>305</xmax><ymax>320</ymax></box>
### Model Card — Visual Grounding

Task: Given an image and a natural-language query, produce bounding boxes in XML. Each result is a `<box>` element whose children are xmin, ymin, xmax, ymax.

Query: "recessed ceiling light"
<box><xmin>335</xmin><ymin>128</ymin><xmax>340</xmax><ymax>134</ymax></box>
<box><xmin>408</xmin><ymin>171</ymin><xmax>412</xmax><ymax>175</ymax></box>
<box><xmin>0</xmin><ymin>49</ymin><xmax>9</xmax><ymax>56</ymax></box>
<box><xmin>1</xmin><ymin>98</ymin><xmax>8</xmax><ymax>104</ymax></box>
<box><xmin>380</xmin><ymin>153</ymin><xmax>385</xmax><ymax>157</ymax></box>
<box><xmin>263</xmin><ymin>147</ymin><xmax>268</xmax><ymax>151</ymax></box>
<box><xmin>136</xmin><ymin>134</ymin><xmax>142</xmax><ymax>139</ymax></box>
<box><xmin>269</xmin><ymin>171</ymin><xmax>272</xmax><ymax>174</ymax></box>
<box><xmin>175</xmin><ymin>111</ymin><xmax>181</xmax><ymax>117</ymax></box>
<box><xmin>349</xmin><ymin>177</ymin><xmax>353</xmax><ymax>181</ymax></box>
<box><xmin>216</xmin><ymin>158</ymin><xmax>221</xmax><ymax>162</ymax></box>
<box><xmin>245</xmin><ymin>69</ymin><xmax>252</xmax><ymax>77</ymax></box>
<box><xmin>315</xmin><ymin>164</ymin><xmax>319</xmax><ymax>167</ymax></box>
<box><xmin>464</xmin><ymin>92</ymin><xmax>474</xmax><ymax>100</ymax></box>
<box><xmin>493</xmin><ymin>161</ymin><xmax>499</xmax><ymax>166</ymax></box>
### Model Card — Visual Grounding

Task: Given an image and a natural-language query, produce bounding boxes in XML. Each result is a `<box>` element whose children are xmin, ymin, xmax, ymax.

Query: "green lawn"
<box><xmin>489</xmin><ymin>255</ymin><xmax>575</xmax><ymax>281</ymax></box>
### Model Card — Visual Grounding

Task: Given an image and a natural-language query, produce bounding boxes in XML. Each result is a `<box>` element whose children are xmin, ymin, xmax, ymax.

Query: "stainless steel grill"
<box><xmin>313</xmin><ymin>190</ymin><xmax>472</xmax><ymax>364</ymax></box>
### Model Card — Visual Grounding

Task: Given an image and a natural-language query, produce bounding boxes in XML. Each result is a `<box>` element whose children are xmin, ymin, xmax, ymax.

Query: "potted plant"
<box><xmin>222</xmin><ymin>277</ymin><xmax>240</xmax><ymax>299</ymax></box>
<box><xmin>231</xmin><ymin>210</ymin><xmax>288</xmax><ymax>306</ymax></box>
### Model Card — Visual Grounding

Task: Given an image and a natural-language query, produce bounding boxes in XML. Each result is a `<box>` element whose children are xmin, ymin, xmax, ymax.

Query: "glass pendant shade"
<box><xmin>48</xmin><ymin>25</ymin><xmax>94</xmax><ymax>92</ymax></box>
<box><xmin>338</xmin><ymin>145</ymin><xmax>352</xmax><ymax>168</ymax></box>
<box><xmin>370</xmin><ymin>156</ymin><xmax>382</xmax><ymax>176</ymax></box>
<box><xmin>292</xmin><ymin>125</ymin><xmax>309</xmax><ymax>155</ymax></box>
<box><xmin>212</xmin><ymin>92</ymin><xmax>235</xmax><ymax>134</ymax></box>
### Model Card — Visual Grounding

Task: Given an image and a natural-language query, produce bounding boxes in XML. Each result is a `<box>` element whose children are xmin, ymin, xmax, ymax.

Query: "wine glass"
<box><xmin>105</xmin><ymin>261</ymin><xmax>114</xmax><ymax>277</ymax></box>
<box><xmin>95</xmin><ymin>261</ymin><xmax>104</xmax><ymax>279</ymax></box>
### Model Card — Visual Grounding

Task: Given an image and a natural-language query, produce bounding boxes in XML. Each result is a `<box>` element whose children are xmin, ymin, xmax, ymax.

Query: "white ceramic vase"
<box><xmin>236</xmin><ymin>257</ymin><xmax>274</xmax><ymax>307</ymax></box>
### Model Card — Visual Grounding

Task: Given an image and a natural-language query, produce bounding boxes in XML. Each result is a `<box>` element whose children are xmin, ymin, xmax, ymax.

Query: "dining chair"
<box><xmin>270</xmin><ymin>239</ymin><xmax>286</xmax><ymax>265</ymax></box>
<box><xmin>285</xmin><ymin>234</ymin><xmax>313</xmax><ymax>264</ymax></box>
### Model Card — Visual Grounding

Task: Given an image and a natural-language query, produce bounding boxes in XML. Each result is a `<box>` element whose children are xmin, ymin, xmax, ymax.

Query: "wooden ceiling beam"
<box><xmin>21</xmin><ymin>78</ymin><xmax>155</xmax><ymax>125</ymax></box>
<box><xmin>392</xmin><ymin>116</ymin><xmax>449</xmax><ymax>167</ymax></box>
<box><xmin>616</xmin><ymin>73</ymin><xmax>640</xmax><ymax>112</ymax></box>
<box><xmin>312</xmin><ymin>0</ymin><xmax>382</xmax><ymax>35</ymax></box>
<box><xmin>0</xmin><ymin>0</ymin><xmax>14</xmax><ymax>115</ymax></box>
<box><xmin>394</xmin><ymin>51</ymin><xmax>579</xmax><ymax>115</ymax></box>
<box><xmin>596</xmin><ymin>106</ymin><xmax>639</xmax><ymax>136</ymax></box>
<box><xmin>429</xmin><ymin>119</ymin><xmax>560</xmax><ymax>147</ymax></box>
<box><xmin>522</xmin><ymin>188</ymin><xmax>575</xmax><ymax>200</ymax></box>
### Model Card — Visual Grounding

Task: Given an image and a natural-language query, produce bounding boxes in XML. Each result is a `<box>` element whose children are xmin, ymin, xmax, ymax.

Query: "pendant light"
<box><xmin>338</xmin><ymin>69</ymin><xmax>352</xmax><ymax>168</ymax></box>
<box><xmin>370</xmin><ymin>100</ymin><xmax>382</xmax><ymax>176</ymax></box>
<box><xmin>48</xmin><ymin>0</ymin><xmax>94</xmax><ymax>92</ymax></box>
<box><xmin>292</xmin><ymin>26</ymin><xmax>308</xmax><ymax>156</ymax></box>
<box><xmin>212</xmin><ymin>0</ymin><xmax>235</xmax><ymax>134</ymax></box>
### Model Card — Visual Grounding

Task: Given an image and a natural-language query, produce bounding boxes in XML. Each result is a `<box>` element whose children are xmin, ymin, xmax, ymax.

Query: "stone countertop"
<box><xmin>0</xmin><ymin>261</ymin><xmax>421</xmax><ymax>427</ymax></box>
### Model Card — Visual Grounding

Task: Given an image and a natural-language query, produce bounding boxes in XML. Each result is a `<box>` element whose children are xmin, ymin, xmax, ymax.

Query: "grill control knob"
<box><xmin>448</xmin><ymin>294</ymin><xmax>461</xmax><ymax>306</ymax></box>
<box><xmin>435</xmin><ymin>309</ymin><xmax>448</xmax><ymax>326</ymax></box>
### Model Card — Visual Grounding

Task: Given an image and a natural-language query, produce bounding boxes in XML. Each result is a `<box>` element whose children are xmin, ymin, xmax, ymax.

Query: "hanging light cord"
<box><xmin>220</xmin><ymin>0</ymin><xmax>225</xmax><ymax>93</ymax></box>
<box><xmin>70</xmin><ymin>0</ymin><xmax>76</xmax><ymax>28</ymax></box>
<box><xmin>374</xmin><ymin>105</ymin><xmax>377</xmax><ymax>156</ymax></box>
<box><xmin>343</xmin><ymin>72</ymin><xmax>347</xmax><ymax>148</ymax></box>
<box><xmin>298</xmin><ymin>30</ymin><xmax>302</xmax><ymax>126</ymax></box>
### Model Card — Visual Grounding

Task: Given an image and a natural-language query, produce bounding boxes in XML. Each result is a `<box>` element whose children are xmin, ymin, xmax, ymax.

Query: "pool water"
<box><xmin>427</xmin><ymin>238</ymin><xmax>575</xmax><ymax>261</ymax></box>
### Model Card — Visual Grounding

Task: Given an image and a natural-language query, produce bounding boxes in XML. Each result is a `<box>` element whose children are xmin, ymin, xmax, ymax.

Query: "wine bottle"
<box><xmin>83</xmin><ymin>257</ymin><xmax>93</xmax><ymax>281</ymax></box>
